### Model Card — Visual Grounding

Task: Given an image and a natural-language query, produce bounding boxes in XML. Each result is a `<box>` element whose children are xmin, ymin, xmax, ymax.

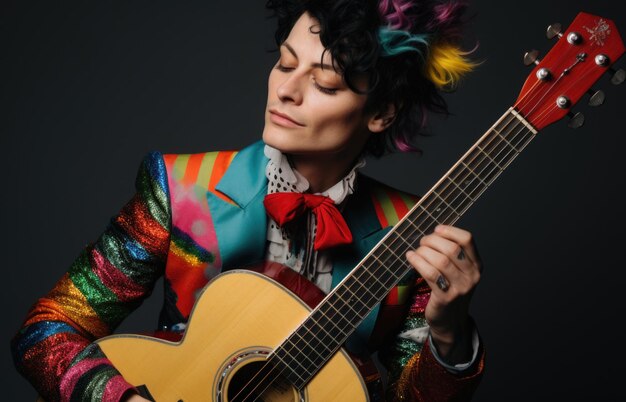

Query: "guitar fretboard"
<box><xmin>270</xmin><ymin>107</ymin><xmax>538</xmax><ymax>389</ymax></box>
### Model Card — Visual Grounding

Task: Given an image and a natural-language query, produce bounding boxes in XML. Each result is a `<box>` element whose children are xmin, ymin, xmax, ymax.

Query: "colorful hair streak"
<box><xmin>426</xmin><ymin>42</ymin><xmax>475</xmax><ymax>89</ymax></box>
<box><xmin>378</xmin><ymin>0</ymin><xmax>415</xmax><ymax>31</ymax></box>
<box><xmin>428</xmin><ymin>1</ymin><xmax>468</xmax><ymax>39</ymax></box>
<box><xmin>378</xmin><ymin>27</ymin><xmax>429</xmax><ymax>58</ymax></box>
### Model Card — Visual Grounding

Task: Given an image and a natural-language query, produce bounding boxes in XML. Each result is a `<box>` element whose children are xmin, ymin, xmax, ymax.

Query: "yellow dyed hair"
<box><xmin>426</xmin><ymin>42</ymin><xmax>477</xmax><ymax>90</ymax></box>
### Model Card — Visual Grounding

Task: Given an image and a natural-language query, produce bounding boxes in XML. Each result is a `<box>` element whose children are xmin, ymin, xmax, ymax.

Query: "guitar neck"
<box><xmin>271</xmin><ymin>107</ymin><xmax>539</xmax><ymax>389</ymax></box>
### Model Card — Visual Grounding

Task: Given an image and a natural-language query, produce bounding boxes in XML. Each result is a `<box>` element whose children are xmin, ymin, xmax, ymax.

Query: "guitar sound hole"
<box><xmin>226</xmin><ymin>360</ymin><xmax>296</xmax><ymax>402</ymax></box>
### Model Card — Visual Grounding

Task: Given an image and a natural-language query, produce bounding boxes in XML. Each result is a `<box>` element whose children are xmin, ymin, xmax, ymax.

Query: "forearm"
<box><xmin>11</xmin><ymin>152</ymin><xmax>171</xmax><ymax>401</ymax></box>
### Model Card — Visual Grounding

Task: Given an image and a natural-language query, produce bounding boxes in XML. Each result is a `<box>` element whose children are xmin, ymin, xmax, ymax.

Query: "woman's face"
<box><xmin>262</xmin><ymin>12</ymin><xmax>373</xmax><ymax>162</ymax></box>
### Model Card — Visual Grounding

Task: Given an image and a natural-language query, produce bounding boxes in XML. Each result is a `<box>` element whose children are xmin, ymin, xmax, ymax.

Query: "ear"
<box><xmin>367</xmin><ymin>103</ymin><xmax>397</xmax><ymax>133</ymax></box>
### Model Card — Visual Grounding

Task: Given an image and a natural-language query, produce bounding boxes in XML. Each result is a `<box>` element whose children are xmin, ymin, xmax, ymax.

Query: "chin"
<box><xmin>262</xmin><ymin>126</ymin><xmax>304</xmax><ymax>154</ymax></box>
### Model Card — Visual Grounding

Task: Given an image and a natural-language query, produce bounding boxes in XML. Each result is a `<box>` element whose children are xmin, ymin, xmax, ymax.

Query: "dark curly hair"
<box><xmin>265</xmin><ymin>0</ymin><xmax>475</xmax><ymax>157</ymax></box>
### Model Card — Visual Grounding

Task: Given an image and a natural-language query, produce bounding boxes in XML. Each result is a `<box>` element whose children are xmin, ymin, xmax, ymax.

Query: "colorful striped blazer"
<box><xmin>12</xmin><ymin>141</ymin><xmax>483</xmax><ymax>401</ymax></box>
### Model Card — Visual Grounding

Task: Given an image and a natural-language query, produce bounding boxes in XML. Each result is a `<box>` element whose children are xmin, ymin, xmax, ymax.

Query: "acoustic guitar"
<box><xmin>37</xmin><ymin>11</ymin><xmax>624</xmax><ymax>402</ymax></box>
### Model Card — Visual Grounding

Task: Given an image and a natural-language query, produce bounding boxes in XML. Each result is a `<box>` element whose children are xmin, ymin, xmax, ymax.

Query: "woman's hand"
<box><xmin>406</xmin><ymin>224</ymin><xmax>482</xmax><ymax>364</ymax></box>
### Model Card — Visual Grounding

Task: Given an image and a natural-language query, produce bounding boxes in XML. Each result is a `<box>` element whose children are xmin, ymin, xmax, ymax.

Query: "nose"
<box><xmin>276</xmin><ymin>72</ymin><xmax>304</xmax><ymax>105</ymax></box>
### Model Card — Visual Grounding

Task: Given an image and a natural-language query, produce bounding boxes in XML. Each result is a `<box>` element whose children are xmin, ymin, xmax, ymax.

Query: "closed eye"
<box><xmin>314</xmin><ymin>81</ymin><xmax>338</xmax><ymax>95</ymax></box>
<box><xmin>275</xmin><ymin>64</ymin><xmax>294</xmax><ymax>72</ymax></box>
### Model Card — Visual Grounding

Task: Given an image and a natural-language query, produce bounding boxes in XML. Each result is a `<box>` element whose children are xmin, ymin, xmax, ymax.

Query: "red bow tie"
<box><xmin>263</xmin><ymin>192</ymin><xmax>353</xmax><ymax>251</ymax></box>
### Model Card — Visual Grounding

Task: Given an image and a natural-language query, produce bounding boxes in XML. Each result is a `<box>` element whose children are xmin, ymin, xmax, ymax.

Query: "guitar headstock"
<box><xmin>514</xmin><ymin>12</ymin><xmax>625</xmax><ymax>130</ymax></box>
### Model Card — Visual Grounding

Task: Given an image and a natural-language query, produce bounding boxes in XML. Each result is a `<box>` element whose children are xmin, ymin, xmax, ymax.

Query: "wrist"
<box><xmin>429</xmin><ymin>318</ymin><xmax>473</xmax><ymax>365</ymax></box>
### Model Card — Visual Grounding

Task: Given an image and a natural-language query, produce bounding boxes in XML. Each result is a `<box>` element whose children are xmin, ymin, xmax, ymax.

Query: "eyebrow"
<box><xmin>282</xmin><ymin>42</ymin><xmax>336</xmax><ymax>72</ymax></box>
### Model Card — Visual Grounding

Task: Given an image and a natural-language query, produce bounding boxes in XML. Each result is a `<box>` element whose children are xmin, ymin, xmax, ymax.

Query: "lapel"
<box><xmin>208</xmin><ymin>143</ymin><xmax>389</xmax><ymax>274</ymax></box>
<box><xmin>206</xmin><ymin>141</ymin><xmax>269</xmax><ymax>270</ymax></box>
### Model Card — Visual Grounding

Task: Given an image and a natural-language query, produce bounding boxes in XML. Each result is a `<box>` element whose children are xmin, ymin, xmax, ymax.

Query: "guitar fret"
<box><xmin>445</xmin><ymin>175</ymin><xmax>476</xmax><ymax>202</ymax></box>
<box><xmin>475</xmin><ymin>145</ymin><xmax>505</xmax><ymax>172</ymax></box>
<box><xmin>460</xmin><ymin>161</ymin><xmax>489</xmax><ymax>187</ymax></box>
<box><xmin>280</xmin><ymin>320</ymin><xmax>344</xmax><ymax>375</ymax></box>
<box><xmin>450</xmin><ymin>165</ymin><xmax>484</xmax><ymax>201</ymax></box>
<box><xmin>273</xmin><ymin>108</ymin><xmax>542</xmax><ymax>387</ymax></box>
<box><xmin>376</xmin><ymin>240</ymin><xmax>405</xmax><ymax>268</ymax></box>
<box><xmin>362</xmin><ymin>259</ymin><xmax>400</xmax><ymax>300</ymax></box>
<box><xmin>345</xmin><ymin>271</ymin><xmax>380</xmax><ymax>301</ymax></box>
<box><xmin>270</xmin><ymin>351</ymin><xmax>310</xmax><ymax>386</ymax></box>
<box><xmin>493</xmin><ymin>129</ymin><xmax>522</xmax><ymax>154</ymax></box>
<box><xmin>416</xmin><ymin>202</ymin><xmax>440</xmax><ymax>226</ymax></box>
<box><xmin>479</xmin><ymin>128</ymin><xmax>521</xmax><ymax>168</ymax></box>
<box><xmin>306</xmin><ymin>312</ymin><xmax>347</xmax><ymax>343</ymax></box>
<box><xmin>318</xmin><ymin>299</ymin><xmax>358</xmax><ymax>332</ymax></box>
<box><xmin>368</xmin><ymin>253</ymin><xmax>405</xmax><ymax>284</ymax></box>
<box><xmin>431</xmin><ymin>190</ymin><xmax>461</xmax><ymax>219</ymax></box>
<box><xmin>394</xmin><ymin>218</ymin><xmax>425</xmax><ymax>249</ymax></box>
<box><xmin>354</xmin><ymin>262</ymin><xmax>388</xmax><ymax>293</ymax></box>
<box><xmin>284</xmin><ymin>334</ymin><xmax>327</xmax><ymax>368</ymax></box>
<box><xmin>332</xmin><ymin>286</ymin><xmax>369</xmax><ymax>319</ymax></box>
<box><xmin>408</xmin><ymin>205</ymin><xmax>438</xmax><ymax>236</ymax></box>
<box><xmin>387</xmin><ymin>228</ymin><xmax>415</xmax><ymax>250</ymax></box>
<box><xmin>467</xmin><ymin>153</ymin><xmax>501</xmax><ymax>186</ymax></box>
<box><xmin>437</xmin><ymin>185</ymin><xmax>474</xmax><ymax>223</ymax></box>
<box><xmin>419</xmin><ymin>194</ymin><xmax>453</xmax><ymax>227</ymax></box>
<box><xmin>293</xmin><ymin>323</ymin><xmax>336</xmax><ymax>354</ymax></box>
<box><xmin>344</xmin><ymin>278</ymin><xmax>377</xmax><ymax>309</ymax></box>
<box><xmin>295</xmin><ymin>322</ymin><xmax>341</xmax><ymax>361</ymax></box>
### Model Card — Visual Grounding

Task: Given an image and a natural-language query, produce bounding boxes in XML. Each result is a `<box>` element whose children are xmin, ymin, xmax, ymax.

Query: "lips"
<box><xmin>269</xmin><ymin>109</ymin><xmax>305</xmax><ymax>127</ymax></box>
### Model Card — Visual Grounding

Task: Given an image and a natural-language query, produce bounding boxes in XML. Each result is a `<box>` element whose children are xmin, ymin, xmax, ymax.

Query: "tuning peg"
<box><xmin>567</xmin><ymin>111</ymin><xmax>585</xmax><ymax>129</ymax></box>
<box><xmin>524</xmin><ymin>50</ymin><xmax>540</xmax><ymax>66</ymax></box>
<box><xmin>546</xmin><ymin>23</ymin><xmax>563</xmax><ymax>39</ymax></box>
<box><xmin>587</xmin><ymin>89</ymin><xmax>605</xmax><ymax>107</ymax></box>
<box><xmin>609</xmin><ymin>67</ymin><xmax>625</xmax><ymax>85</ymax></box>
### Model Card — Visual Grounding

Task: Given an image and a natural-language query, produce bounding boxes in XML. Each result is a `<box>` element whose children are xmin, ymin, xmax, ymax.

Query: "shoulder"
<box><xmin>141</xmin><ymin>141</ymin><xmax>264</xmax><ymax>190</ymax></box>
<box><xmin>357</xmin><ymin>174</ymin><xmax>420</xmax><ymax>228</ymax></box>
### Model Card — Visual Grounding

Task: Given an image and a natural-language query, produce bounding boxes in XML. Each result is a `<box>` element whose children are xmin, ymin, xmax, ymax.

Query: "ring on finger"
<box><xmin>436</xmin><ymin>274</ymin><xmax>449</xmax><ymax>291</ymax></box>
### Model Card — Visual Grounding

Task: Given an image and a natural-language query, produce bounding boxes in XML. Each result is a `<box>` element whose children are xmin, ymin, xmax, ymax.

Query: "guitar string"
<box><xmin>302</xmin><ymin>54</ymin><xmax>595</xmax><ymax>387</ymax></box>
<box><xmin>239</xmin><ymin>59</ymin><xmax>556</xmax><ymax>395</ymax></box>
<box><xmin>534</xmin><ymin>59</ymin><xmax>600</xmax><ymax>129</ymax></box>
<box><xmin>266</xmin><ymin>44</ymin><xmax>572</xmax><ymax>376</ymax></box>
<box><xmin>232</xmin><ymin>56</ymin><xmax>571</xmax><ymax>400</ymax></box>
<box><xmin>231</xmin><ymin>112</ymin><xmax>538</xmax><ymax>401</ymax></box>
<box><xmin>239</xmin><ymin>124</ymin><xmax>532</xmax><ymax>400</ymax></box>
<box><xmin>230</xmin><ymin>112</ymin><xmax>537</xmax><ymax>402</ymax></box>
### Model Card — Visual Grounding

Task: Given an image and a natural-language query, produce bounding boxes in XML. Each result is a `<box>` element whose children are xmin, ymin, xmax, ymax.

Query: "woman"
<box><xmin>12</xmin><ymin>0</ymin><xmax>484</xmax><ymax>400</ymax></box>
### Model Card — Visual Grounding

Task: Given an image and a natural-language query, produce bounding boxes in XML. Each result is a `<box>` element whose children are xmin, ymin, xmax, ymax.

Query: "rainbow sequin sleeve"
<box><xmin>381</xmin><ymin>278</ymin><xmax>485</xmax><ymax>401</ymax></box>
<box><xmin>11</xmin><ymin>152</ymin><xmax>171</xmax><ymax>402</ymax></box>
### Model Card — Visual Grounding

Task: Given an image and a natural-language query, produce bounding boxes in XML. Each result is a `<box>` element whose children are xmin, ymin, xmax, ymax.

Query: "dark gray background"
<box><xmin>2</xmin><ymin>0</ymin><xmax>625</xmax><ymax>400</ymax></box>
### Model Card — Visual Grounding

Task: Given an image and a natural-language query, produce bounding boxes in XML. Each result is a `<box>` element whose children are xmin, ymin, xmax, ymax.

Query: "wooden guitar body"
<box><xmin>96</xmin><ymin>270</ymin><xmax>368</xmax><ymax>401</ymax></box>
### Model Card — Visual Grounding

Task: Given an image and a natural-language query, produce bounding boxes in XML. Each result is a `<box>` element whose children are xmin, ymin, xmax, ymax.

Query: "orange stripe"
<box><xmin>208</xmin><ymin>151</ymin><xmax>237</xmax><ymax>204</ymax></box>
<box><xmin>27</xmin><ymin>276</ymin><xmax>110</xmax><ymax>337</ymax></box>
<box><xmin>387</xmin><ymin>189</ymin><xmax>410</xmax><ymax>220</ymax></box>
<box><xmin>181</xmin><ymin>153</ymin><xmax>205</xmax><ymax>186</ymax></box>
<box><xmin>208</xmin><ymin>151</ymin><xmax>235</xmax><ymax>192</ymax></box>
<box><xmin>163</xmin><ymin>154</ymin><xmax>177</xmax><ymax>172</ymax></box>
<box><xmin>371</xmin><ymin>193</ymin><xmax>389</xmax><ymax>228</ymax></box>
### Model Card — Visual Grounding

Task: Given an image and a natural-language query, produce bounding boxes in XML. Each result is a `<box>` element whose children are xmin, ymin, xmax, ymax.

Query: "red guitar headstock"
<box><xmin>514</xmin><ymin>12</ymin><xmax>625</xmax><ymax>130</ymax></box>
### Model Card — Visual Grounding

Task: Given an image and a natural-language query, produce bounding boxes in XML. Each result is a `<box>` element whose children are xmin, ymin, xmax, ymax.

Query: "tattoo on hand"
<box><xmin>436</xmin><ymin>275</ymin><xmax>449</xmax><ymax>291</ymax></box>
<box><xmin>457</xmin><ymin>248</ymin><xmax>466</xmax><ymax>261</ymax></box>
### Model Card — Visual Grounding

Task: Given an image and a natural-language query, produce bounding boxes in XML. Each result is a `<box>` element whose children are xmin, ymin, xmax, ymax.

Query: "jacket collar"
<box><xmin>209</xmin><ymin>140</ymin><xmax>385</xmax><ymax>269</ymax></box>
<box><xmin>206</xmin><ymin>141</ymin><xmax>270</xmax><ymax>269</ymax></box>
<box><xmin>214</xmin><ymin>140</ymin><xmax>269</xmax><ymax>208</ymax></box>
